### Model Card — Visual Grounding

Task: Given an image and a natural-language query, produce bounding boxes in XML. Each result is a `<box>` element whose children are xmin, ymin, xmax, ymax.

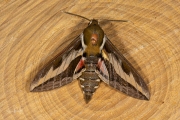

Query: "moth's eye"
<box><xmin>88</xmin><ymin>21</ymin><xmax>92</xmax><ymax>25</ymax></box>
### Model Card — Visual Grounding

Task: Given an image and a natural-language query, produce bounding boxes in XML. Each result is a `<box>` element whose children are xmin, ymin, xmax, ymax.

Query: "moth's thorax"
<box><xmin>83</xmin><ymin>19</ymin><xmax>104</xmax><ymax>56</ymax></box>
<box><xmin>78</xmin><ymin>55</ymin><xmax>100</xmax><ymax>103</ymax></box>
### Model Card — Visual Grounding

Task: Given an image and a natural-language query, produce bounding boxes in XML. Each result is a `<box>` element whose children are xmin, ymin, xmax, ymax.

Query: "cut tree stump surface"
<box><xmin>1</xmin><ymin>1</ymin><xmax>180</xmax><ymax>120</ymax></box>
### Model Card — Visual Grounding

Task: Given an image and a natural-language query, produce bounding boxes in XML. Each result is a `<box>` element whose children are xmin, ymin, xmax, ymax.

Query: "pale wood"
<box><xmin>1</xmin><ymin>0</ymin><xmax>180</xmax><ymax>120</ymax></box>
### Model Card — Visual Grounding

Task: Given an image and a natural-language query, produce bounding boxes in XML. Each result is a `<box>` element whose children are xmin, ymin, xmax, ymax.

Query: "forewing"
<box><xmin>97</xmin><ymin>36</ymin><xmax>150</xmax><ymax>100</ymax></box>
<box><xmin>30</xmin><ymin>35</ymin><xmax>83</xmax><ymax>92</ymax></box>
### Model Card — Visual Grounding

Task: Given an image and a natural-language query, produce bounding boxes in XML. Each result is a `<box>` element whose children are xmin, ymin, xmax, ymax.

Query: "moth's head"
<box><xmin>88</xmin><ymin>19</ymin><xmax>99</xmax><ymax>26</ymax></box>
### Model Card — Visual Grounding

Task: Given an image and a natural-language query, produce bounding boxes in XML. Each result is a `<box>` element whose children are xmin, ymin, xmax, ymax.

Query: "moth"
<box><xmin>30</xmin><ymin>11</ymin><xmax>150</xmax><ymax>103</ymax></box>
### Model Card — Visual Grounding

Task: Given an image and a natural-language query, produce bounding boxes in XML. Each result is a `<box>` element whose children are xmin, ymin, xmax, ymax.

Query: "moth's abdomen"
<box><xmin>79</xmin><ymin>71</ymin><xmax>100</xmax><ymax>103</ymax></box>
<box><xmin>78</xmin><ymin>56</ymin><xmax>100</xmax><ymax>103</ymax></box>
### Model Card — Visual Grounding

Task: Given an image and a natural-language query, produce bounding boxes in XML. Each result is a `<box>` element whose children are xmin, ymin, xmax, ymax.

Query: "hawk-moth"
<box><xmin>30</xmin><ymin>11</ymin><xmax>150</xmax><ymax>103</ymax></box>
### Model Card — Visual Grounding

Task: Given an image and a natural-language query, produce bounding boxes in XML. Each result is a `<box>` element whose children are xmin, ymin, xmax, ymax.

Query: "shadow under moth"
<box><xmin>30</xmin><ymin>11</ymin><xmax>150</xmax><ymax>103</ymax></box>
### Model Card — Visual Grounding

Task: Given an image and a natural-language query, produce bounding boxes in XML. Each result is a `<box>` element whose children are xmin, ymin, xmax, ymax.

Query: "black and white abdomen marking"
<box><xmin>78</xmin><ymin>56</ymin><xmax>100</xmax><ymax>103</ymax></box>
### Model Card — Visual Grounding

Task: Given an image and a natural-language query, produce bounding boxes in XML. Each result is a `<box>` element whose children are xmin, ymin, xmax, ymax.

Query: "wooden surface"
<box><xmin>1</xmin><ymin>0</ymin><xmax>180</xmax><ymax>120</ymax></box>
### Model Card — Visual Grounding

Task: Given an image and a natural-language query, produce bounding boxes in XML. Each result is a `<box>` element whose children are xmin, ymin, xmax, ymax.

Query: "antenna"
<box><xmin>61</xmin><ymin>11</ymin><xmax>91</xmax><ymax>21</ymax></box>
<box><xmin>99</xmin><ymin>19</ymin><xmax>128</xmax><ymax>23</ymax></box>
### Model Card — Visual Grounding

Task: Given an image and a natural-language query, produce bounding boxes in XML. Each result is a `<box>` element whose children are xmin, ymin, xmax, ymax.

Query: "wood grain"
<box><xmin>1</xmin><ymin>0</ymin><xmax>180</xmax><ymax>120</ymax></box>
